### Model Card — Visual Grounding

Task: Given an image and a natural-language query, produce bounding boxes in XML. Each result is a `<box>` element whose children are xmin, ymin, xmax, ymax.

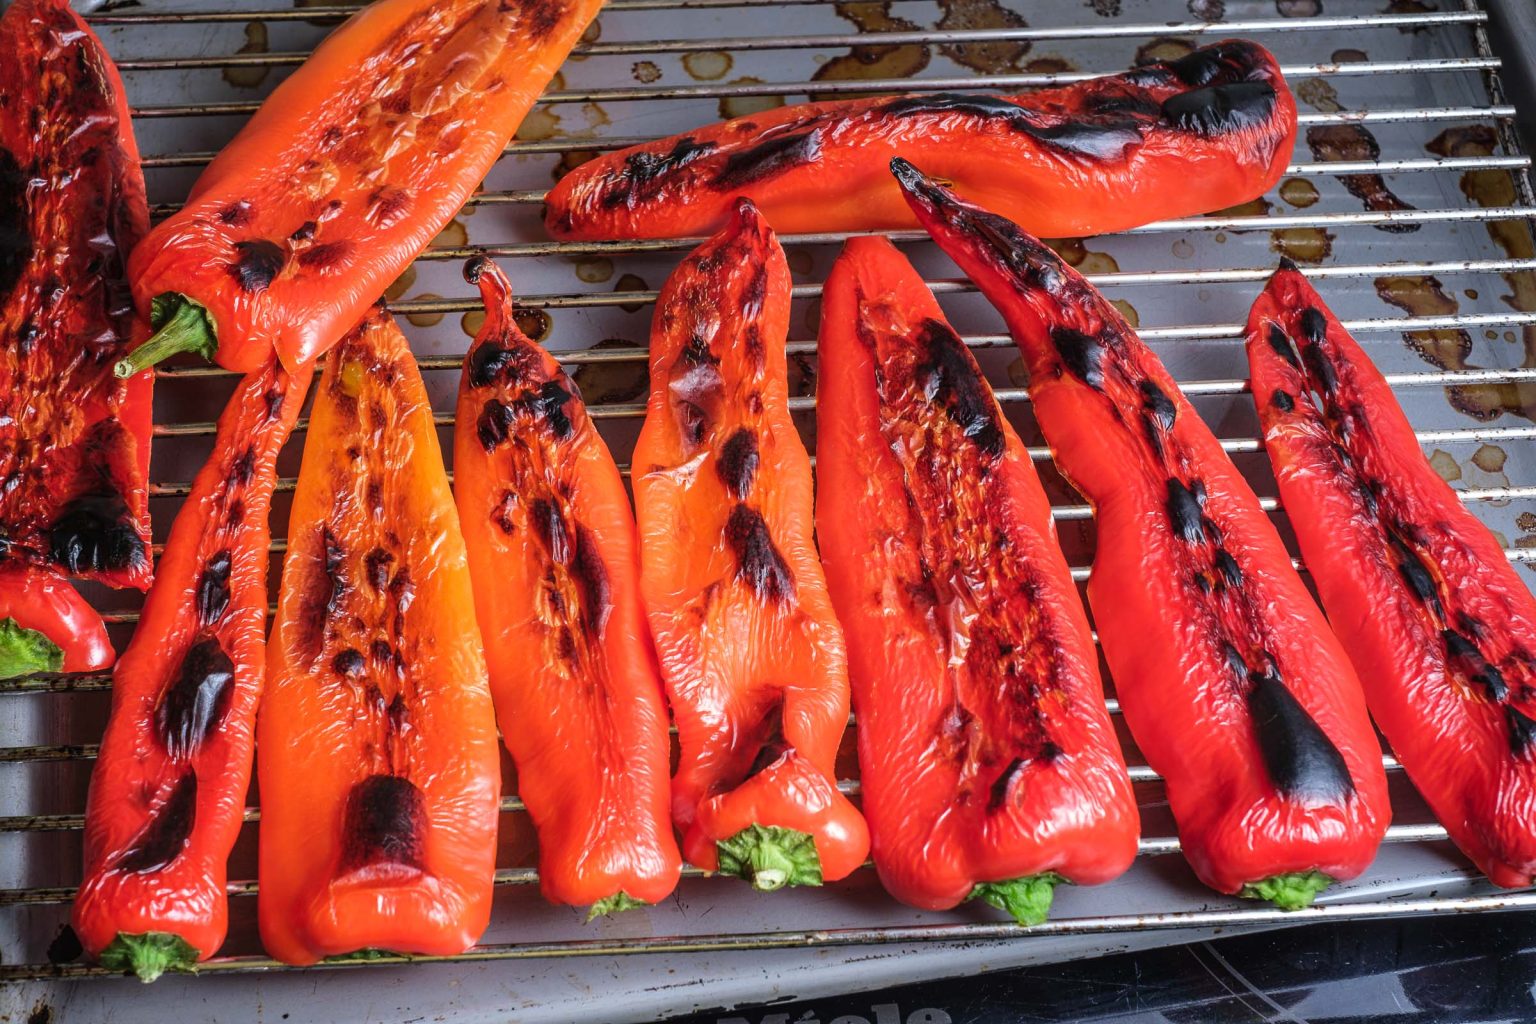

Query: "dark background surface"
<box><xmin>660</xmin><ymin>911</ymin><xmax>1536</xmax><ymax>1024</ymax></box>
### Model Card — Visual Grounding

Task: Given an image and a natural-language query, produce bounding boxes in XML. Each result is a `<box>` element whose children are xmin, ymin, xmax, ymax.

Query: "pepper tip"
<box><xmin>463</xmin><ymin>254</ymin><xmax>494</xmax><ymax>286</ymax></box>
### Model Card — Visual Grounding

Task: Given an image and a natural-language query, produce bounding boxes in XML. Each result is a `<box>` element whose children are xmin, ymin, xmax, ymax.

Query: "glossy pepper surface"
<box><xmin>120</xmin><ymin>0</ymin><xmax>604</xmax><ymax>377</ymax></box>
<box><xmin>1247</xmin><ymin>263</ymin><xmax>1536</xmax><ymax>888</ymax></box>
<box><xmin>633</xmin><ymin>200</ymin><xmax>869</xmax><ymax>889</ymax></box>
<box><xmin>0</xmin><ymin>567</ymin><xmax>114</xmax><ymax>677</ymax></box>
<box><xmin>893</xmin><ymin>161</ymin><xmax>1389</xmax><ymax>908</ymax></box>
<box><xmin>454</xmin><ymin>257</ymin><xmax>680</xmax><ymax>917</ymax></box>
<box><xmin>260</xmin><ymin>308</ymin><xmax>500</xmax><ymax>964</ymax></box>
<box><xmin>74</xmin><ymin>356</ymin><xmax>314</xmax><ymax>981</ymax></box>
<box><xmin>0</xmin><ymin>0</ymin><xmax>153</xmax><ymax>668</ymax></box>
<box><xmin>545</xmin><ymin>40</ymin><xmax>1294</xmax><ymax>241</ymax></box>
<box><xmin>815</xmin><ymin>236</ymin><xmax>1138</xmax><ymax>924</ymax></box>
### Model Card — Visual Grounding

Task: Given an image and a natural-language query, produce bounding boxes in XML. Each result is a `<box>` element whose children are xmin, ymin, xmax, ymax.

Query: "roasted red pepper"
<box><xmin>74</xmin><ymin>357</ymin><xmax>314</xmax><ymax>980</ymax></box>
<box><xmin>545</xmin><ymin>40</ymin><xmax>1294</xmax><ymax>241</ymax></box>
<box><xmin>0</xmin><ymin>0</ymin><xmax>153</xmax><ymax>669</ymax></box>
<box><xmin>119</xmin><ymin>0</ymin><xmax>603</xmax><ymax>377</ymax></box>
<box><xmin>454</xmin><ymin>257</ymin><xmax>681</xmax><ymax>916</ymax></box>
<box><xmin>260</xmin><ymin>308</ymin><xmax>500</xmax><ymax>964</ymax></box>
<box><xmin>0</xmin><ymin>567</ymin><xmax>113</xmax><ymax>676</ymax></box>
<box><xmin>1247</xmin><ymin>263</ymin><xmax>1536</xmax><ymax>888</ymax></box>
<box><xmin>893</xmin><ymin>161</ymin><xmax>1389</xmax><ymax>908</ymax></box>
<box><xmin>815</xmin><ymin>236</ymin><xmax>1139</xmax><ymax>924</ymax></box>
<box><xmin>633</xmin><ymin>200</ymin><xmax>869</xmax><ymax>889</ymax></box>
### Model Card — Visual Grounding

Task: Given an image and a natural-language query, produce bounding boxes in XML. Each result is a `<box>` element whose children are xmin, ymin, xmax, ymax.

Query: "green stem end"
<box><xmin>323</xmin><ymin>948</ymin><xmax>405</xmax><ymax>963</ymax></box>
<box><xmin>0</xmin><ymin>618</ymin><xmax>63</xmax><ymax>679</ymax></box>
<box><xmin>1239</xmin><ymin>870</ymin><xmax>1333</xmax><ymax>911</ymax></box>
<box><xmin>967</xmin><ymin>872</ymin><xmax>1066</xmax><ymax>927</ymax></box>
<box><xmin>98</xmin><ymin>932</ymin><xmax>200</xmax><ymax>983</ymax></box>
<box><xmin>716</xmin><ymin>824</ymin><xmax>823</xmax><ymax>891</ymax></box>
<box><xmin>115</xmin><ymin>294</ymin><xmax>217</xmax><ymax>378</ymax></box>
<box><xmin>586</xmin><ymin>891</ymin><xmax>649</xmax><ymax>922</ymax></box>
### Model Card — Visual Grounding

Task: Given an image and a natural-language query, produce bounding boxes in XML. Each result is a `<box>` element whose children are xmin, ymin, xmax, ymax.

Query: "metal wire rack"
<box><xmin>7</xmin><ymin>0</ymin><xmax>1536</xmax><ymax>1015</ymax></box>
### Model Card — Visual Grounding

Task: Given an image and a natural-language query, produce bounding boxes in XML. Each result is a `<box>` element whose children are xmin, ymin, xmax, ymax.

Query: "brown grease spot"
<box><xmin>1474</xmin><ymin>444</ymin><xmax>1508</xmax><ymax>473</ymax></box>
<box><xmin>936</xmin><ymin>0</ymin><xmax>1031</xmax><ymax>74</ymax></box>
<box><xmin>432</xmin><ymin>219</ymin><xmax>468</xmax><ymax>248</ymax></box>
<box><xmin>574</xmin><ymin>256</ymin><xmax>614</xmax><ymax>283</ymax></box>
<box><xmin>1279</xmin><ymin>178</ymin><xmax>1320</xmax><ymax>208</ymax></box>
<box><xmin>221</xmin><ymin>23</ymin><xmax>271</xmax><ymax>89</ymax></box>
<box><xmin>1135</xmin><ymin>37</ymin><xmax>1194</xmax><ymax>66</ymax></box>
<box><xmin>1429</xmin><ymin>449</ymin><xmax>1462</xmax><ymax>482</ymax></box>
<box><xmin>461</xmin><ymin>309</ymin><xmax>486</xmax><ymax>337</ymax></box>
<box><xmin>517</xmin><ymin>106</ymin><xmax>562</xmax><ymax>142</ymax></box>
<box><xmin>404</xmin><ymin>294</ymin><xmax>444</xmax><ymax>328</ymax></box>
<box><xmin>613</xmin><ymin>273</ymin><xmax>649</xmax><ymax>313</ymax></box>
<box><xmin>1276</xmin><ymin>0</ymin><xmax>1322</xmax><ymax>15</ymax></box>
<box><xmin>682</xmin><ymin>51</ymin><xmax>733</xmax><ymax>81</ymax></box>
<box><xmin>572</xmin><ymin>339</ymin><xmax>648</xmax><ymax>404</ymax></box>
<box><xmin>812</xmin><ymin>1</ymin><xmax>930</xmax><ymax>98</ymax></box>
<box><xmin>1271</xmin><ymin>228</ymin><xmax>1334</xmax><ymax>264</ymax></box>
<box><xmin>632</xmin><ymin>60</ymin><xmax>662</xmax><ymax>84</ymax></box>
<box><xmin>385</xmin><ymin>266</ymin><xmax>416</xmax><ymax>301</ymax></box>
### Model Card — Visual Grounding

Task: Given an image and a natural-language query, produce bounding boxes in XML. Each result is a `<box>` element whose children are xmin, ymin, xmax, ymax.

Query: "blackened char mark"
<box><xmin>477</xmin><ymin>398</ymin><xmax>515</xmax><ymax>451</ymax></box>
<box><xmin>338</xmin><ymin>774</ymin><xmax>426</xmax><ymax>873</ymax></box>
<box><xmin>711</xmin><ymin>128</ymin><xmax>822</xmax><ymax>189</ymax></box>
<box><xmin>1050</xmin><ymin>326</ymin><xmax>1106</xmax><ymax>391</ymax></box>
<box><xmin>514</xmin><ymin>380</ymin><xmax>574</xmax><ymax>440</ymax></box>
<box><xmin>228</xmin><ymin>239</ymin><xmax>285</xmax><ymax>293</ymax></box>
<box><xmin>295</xmin><ymin>526</ymin><xmax>347</xmax><ymax>666</ymax></box>
<box><xmin>118</xmin><ymin>771</ymin><xmax>198</xmax><ymax>873</ymax></box>
<box><xmin>1304</xmin><ymin>125</ymin><xmax>1419</xmax><ymax>233</ymax></box>
<box><xmin>520</xmin><ymin>0</ymin><xmax>569</xmax><ymax>42</ymax></box>
<box><xmin>1140</xmin><ymin>380</ymin><xmax>1177</xmax><ymax>432</ymax></box>
<box><xmin>571</xmin><ymin>523</ymin><xmax>612</xmax><ymax>635</ymax></box>
<box><xmin>49</xmin><ymin>492</ymin><xmax>147</xmax><ymax>576</ymax></box>
<box><xmin>1299</xmin><ymin>307</ymin><xmax>1329</xmax><ymax>345</ymax></box>
<box><xmin>1271</xmin><ymin>389</ymin><xmax>1296</xmax><ymax>413</ymax></box>
<box><xmin>716</xmin><ymin>427</ymin><xmax>760</xmax><ymax>498</ymax></box>
<box><xmin>1266</xmin><ymin>323</ymin><xmax>1301</xmax><ymax>369</ymax></box>
<box><xmin>878</xmin><ymin>93</ymin><xmax>1144</xmax><ymax>159</ymax></box>
<box><xmin>1302</xmin><ymin>341</ymin><xmax>1339</xmax><ymax>397</ymax></box>
<box><xmin>1166</xmin><ymin>478</ymin><xmax>1208</xmax><ymax>544</ymax></box>
<box><xmin>1164</xmin><ymin>41</ymin><xmax>1260</xmax><ymax>86</ymax></box>
<box><xmin>530</xmin><ymin>497</ymin><xmax>571</xmax><ymax>564</ymax></box>
<box><xmin>467</xmin><ymin>339</ymin><xmax>540</xmax><ymax>391</ymax></box>
<box><xmin>1017</xmin><ymin>119</ymin><xmax>1143</xmax><ymax>160</ymax></box>
<box><xmin>987</xmin><ymin>756</ymin><xmax>1026</xmax><ymax>813</ymax></box>
<box><xmin>918</xmin><ymin>319</ymin><xmax>1005</xmax><ymax>460</ymax></box>
<box><xmin>1161</xmin><ymin>82</ymin><xmax>1277</xmax><ymax>136</ymax></box>
<box><xmin>296</xmin><ymin>241</ymin><xmax>352</xmax><ymax>272</ymax></box>
<box><xmin>196</xmin><ymin>550</ymin><xmax>232</xmax><ymax>627</ymax></box>
<box><xmin>0</xmin><ymin>149</ymin><xmax>29</xmax><ymax>302</ymax></box>
<box><xmin>605</xmin><ymin>136</ymin><xmax>717</xmax><ymax>208</ymax></box>
<box><xmin>1443</xmin><ymin>629</ymin><xmax>1509</xmax><ymax>702</ymax></box>
<box><xmin>740</xmin><ymin>695</ymin><xmax>790</xmax><ymax>785</ymax></box>
<box><xmin>726</xmin><ymin>503</ymin><xmax>794</xmax><ymax>603</ymax></box>
<box><xmin>1390</xmin><ymin>533</ymin><xmax>1442</xmax><ymax>617</ymax></box>
<box><xmin>156</xmin><ymin>636</ymin><xmax>236</xmax><ymax>760</ymax></box>
<box><xmin>1506</xmin><ymin>706</ymin><xmax>1536</xmax><ymax>756</ymax></box>
<box><xmin>1247</xmin><ymin>667</ymin><xmax>1355</xmax><ymax>803</ymax></box>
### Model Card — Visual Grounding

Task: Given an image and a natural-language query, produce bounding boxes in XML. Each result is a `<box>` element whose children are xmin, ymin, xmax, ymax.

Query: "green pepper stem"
<box><xmin>1239</xmin><ymin>870</ymin><xmax>1333</xmax><ymax>910</ymax></box>
<box><xmin>0</xmin><ymin>618</ymin><xmax>63</xmax><ymax>679</ymax></box>
<box><xmin>114</xmin><ymin>295</ymin><xmax>217</xmax><ymax>378</ymax></box>
<box><xmin>716</xmin><ymin>824</ymin><xmax>823</xmax><ymax>891</ymax></box>
<box><xmin>967</xmin><ymin>872</ymin><xmax>1066</xmax><ymax>927</ymax></box>
<box><xmin>586</xmin><ymin>891</ymin><xmax>649</xmax><ymax>922</ymax></box>
<box><xmin>98</xmin><ymin>931</ymin><xmax>200</xmax><ymax>983</ymax></box>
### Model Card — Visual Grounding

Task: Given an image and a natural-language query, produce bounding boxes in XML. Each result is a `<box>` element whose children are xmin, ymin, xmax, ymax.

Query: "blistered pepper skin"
<box><xmin>260</xmin><ymin>309</ymin><xmax>500</xmax><ymax>964</ymax></box>
<box><xmin>894</xmin><ymin>162</ymin><xmax>1389</xmax><ymax>903</ymax></box>
<box><xmin>0</xmin><ymin>0</ymin><xmax>153</xmax><ymax>599</ymax></box>
<box><xmin>0</xmin><ymin>567</ymin><xmax>113</xmax><ymax>675</ymax></box>
<box><xmin>1247</xmin><ymin>264</ymin><xmax>1536</xmax><ymax>888</ymax></box>
<box><xmin>816</xmin><ymin>236</ymin><xmax>1139</xmax><ymax>918</ymax></box>
<box><xmin>124</xmin><ymin>0</ymin><xmax>602</xmax><ymax>375</ymax></box>
<box><xmin>453</xmin><ymin>258</ymin><xmax>680</xmax><ymax>915</ymax></box>
<box><xmin>545</xmin><ymin>40</ymin><xmax>1294</xmax><ymax>241</ymax></box>
<box><xmin>632</xmin><ymin>201</ymin><xmax>869</xmax><ymax>888</ymax></box>
<box><xmin>74</xmin><ymin>358</ymin><xmax>313</xmax><ymax>981</ymax></box>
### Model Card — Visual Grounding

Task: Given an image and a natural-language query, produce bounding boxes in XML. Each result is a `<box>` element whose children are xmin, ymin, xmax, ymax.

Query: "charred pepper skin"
<box><xmin>892</xmin><ymin>161</ymin><xmax>1389</xmax><ymax>906</ymax></box>
<box><xmin>260</xmin><ymin>309</ymin><xmax>500</xmax><ymax>965</ymax></box>
<box><xmin>119</xmin><ymin>0</ymin><xmax>603</xmax><ymax>377</ymax></box>
<box><xmin>74</xmin><ymin>357</ymin><xmax>314</xmax><ymax>981</ymax></box>
<box><xmin>633</xmin><ymin>200</ymin><xmax>870</xmax><ymax>889</ymax></box>
<box><xmin>815</xmin><ymin>236</ymin><xmax>1139</xmax><ymax>923</ymax></box>
<box><xmin>545</xmin><ymin>40</ymin><xmax>1295</xmax><ymax>241</ymax></box>
<box><xmin>1247</xmin><ymin>264</ymin><xmax>1536</xmax><ymax>888</ymax></box>
<box><xmin>454</xmin><ymin>257</ymin><xmax>681</xmax><ymax>917</ymax></box>
<box><xmin>0</xmin><ymin>0</ymin><xmax>153</xmax><ymax>630</ymax></box>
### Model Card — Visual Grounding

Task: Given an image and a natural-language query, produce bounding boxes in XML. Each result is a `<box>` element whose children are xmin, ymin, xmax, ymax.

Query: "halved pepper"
<box><xmin>633</xmin><ymin>200</ymin><xmax>869</xmax><ymax>889</ymax></box>
<box><xmin>454</xmin><ymin>256</ymin><xmax>681</xmax><ymax>917</ymax></box>
<box><xmin>73</xmin><ymin>356</ymin><xmax>314</xmax><ymax>981</ymax></box>
<box><xmin>0</xmin><ymin>0</ymin><xmax>154</xmax><ymax>667</ymax></box>
<box><xmin>893</xmin><ymin>160</ymin><xmax>1389</xmax><ymax>908</ymax></box>
<box><xmin>545</xmin><ymin>40</ymin><xmax>1295</xmax><ymax>241</ymax></box>
<box><xmin>119</xmin><ymin>0</ymin><xmax>603</xmax><ymax>376</ymax></box>
<box><xmin>816</xmin><ymin>236</ymin><xmax>1139</xmax><ymax>924</ymax></box>
<box><xmin>0</xmin><ymin>567</ymin><xmax>113</xmax><ymax>676</ymax></box>
<box><xmin>1247</xmin><ymin>262</ymin><xmax>1536</xmax><ymax>888</ymax></box>
<box><xmin>260</xmin><ymin>307</ymin><xmax>500</xmax><ymax>964</ymax></box>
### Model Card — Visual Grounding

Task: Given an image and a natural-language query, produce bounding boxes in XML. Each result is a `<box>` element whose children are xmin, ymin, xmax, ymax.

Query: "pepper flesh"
<box><xmin>260</xmin><ymin>308</ymin><xmax>500</xmax><ymax>964</ymax></box>
<box><xmin>0</xmin><ymin>566</ymin><xmax>113</xmax><ymax>676</ymax></box>
<box><xmin>454</xmin><ymin>257</ymin><xmax>681</xmax><ymax>915</ymax></box>
<box><xmin>545</xmin><ymin>40</ymin><xmax>1294</xmax><ymax>241</ymax></box>
<box><xmin>73</xmin><ymin>356</ymin><xmax>314</xmax><ymax>980</ymax></box>
<box><xmin>815</xmin><ymin>236</ymin><xmax>1138</xmax><ymax>922</ymax></box>
<box><xmin>892</xmin><ymin>161</ymin><xmax>1389</xmax><ymax>903</ymax></box>
<box><xmin>0</xmin><ymin>0</ymin><xmax>153</xmax><ymax>634</ymax></box>
<box><xmin>632</xmin><ymin>200</ymin><xmax>869</xmax><ymax>888</ymax></box>
<box><xmin>1247</xmin><ymin>263</ymin><xmax>1536</xmax><ymax>888</ymax></box>
<box><xmin>121</xmin><ymin>0</ymin><xmax>603</xmax><ymax>376</ymax></box>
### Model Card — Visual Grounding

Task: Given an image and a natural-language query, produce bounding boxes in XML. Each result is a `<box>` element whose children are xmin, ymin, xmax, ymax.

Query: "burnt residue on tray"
<box><xmin>1295</xmin><ymin>77</ymin><xmax>1418</xmax><ymax>230</ymax></box>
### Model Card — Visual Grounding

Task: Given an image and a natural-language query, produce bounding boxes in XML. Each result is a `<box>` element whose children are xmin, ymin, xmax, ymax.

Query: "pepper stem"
<box><xmin>586</xmin><ymin>891</ymin><xmax>649</xmax><ymax>922</ymax></box>
<box><xmin>1239</xmin><ymin>870</ymin><xmax>1333</xmax><ymax>910</ymax></box>
<box><xmin>114</xmin><ymin>294</ymin><xmax>217</xmax><ymax>378</ymax></box>
<box><xmin>716</xmin><ymin>824</ymin><xmax>822</xmax><ymax>891</ymax></box>
<box><xmin>0</xmin><ymin>618</ymin><xmax>63</xmax><ymax>679</ymax></box>
<box><xmin>98</xmin><ymin>931</ymin><xmax>200</xmax><ymax>983</ymax></box>
<box><xmin>323</xmin><ymin>948</ymin><xmax>403</xmax><ymax>962</ymax></box>
<box><xmin>967</xmin><ymin>872</ymin><xmax>1066</xmax><ymax>927</ymax></box>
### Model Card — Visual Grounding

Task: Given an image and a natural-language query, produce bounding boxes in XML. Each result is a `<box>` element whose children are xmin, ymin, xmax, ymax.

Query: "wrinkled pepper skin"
<box><xmin>815</xmin><ymin>236</ymin><xmax>1138</xmax><ymax>924</ymax></box>
<box><xmin>545</xmin><ymin>40</ymin><xmax>1294</xmax><ymax>241</ymax></box>
<box><xmin>454</xmin><ymin>258</ymin><xmax>680</xmax><ymax>916</ymax></box>
<box><xmin>0</xmin><ymin>0</ymin><xmax>153</xmax><ymax>617</ymax></box>
<box><xmin>894</xmin><ymin>162</ymin><xmax>1389</xmax><ymax>907</ymax></box>
<box><xmin>260</xmin><ymin>308</ymin><xmax>500</xmax><ymax>964</ymax></box>
<box><xmin>633</xmin><ymin>200</ymin><xmax>869</xmax><ymax>889</ymax></box>
<box><xmin>74</xmin><ymin>357</ymin><xmax>314</xmax><ymax>982</ymax></box>
<box><xmin>1247</xmin><ymin>264</ymin><xmax>1536</xmax><ymax>888</ymax></box>
<box><xmin>0</xmin><ymin>566</ymin><xmax>113</xmax><ymax>677</ymax></box>
<box><xmin>122</xmin><ymin>0</ymin><xmax>603</xmax><ymax>377</ymax></box>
